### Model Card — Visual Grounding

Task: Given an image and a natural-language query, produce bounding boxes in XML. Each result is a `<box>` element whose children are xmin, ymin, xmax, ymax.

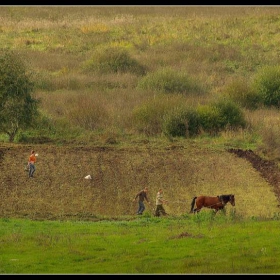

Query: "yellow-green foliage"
<box><xmin>82</xmin><ymin>47</ymin><xmax>146</xmax><ymax>75</ymax></box>
<box><xmin>252</xmin><ymin>65</ymin><xmax>280</xmax><ymax>108</ymax></box>
<box><xmin>131</xmin><ymin>97</ymin><xmax>170</xmax><ymax>136</ymax></box>
<box><xmin>212</xmin><ymin>99</ymin><xmax>246</xmax><ymax>129</ymax></box>
<box><xmin>137</xmin><ymin>67</ymin><xmax>204</xmax><ymax>94</ymax></box>
<box><xmin>0</xmin><ymin>6</ymin><xmax>280</xmax><ymax>155</ymax></box>
<box><xmin>131</xmin><ymin>94</ymin><xmax>188</xmax><ymax>136</ymax></box>
<box><xmin>197</xmin><ymin>104</ymin><xmax>221</xmax><ymax>135</ymax></box>
<box><xmin>223</xmin><ymin>78</ymin><xmax>262</xmax><ymax>110</ymax></box>
<box><xmin>196</xmin><ymin>100</ymin><xmax>246</xmax><ymax>135</ymax></box>
<box><xmin>162</xmin><ymin>106</ymin><xmax>200</xmax><ymax>138</ymax></box>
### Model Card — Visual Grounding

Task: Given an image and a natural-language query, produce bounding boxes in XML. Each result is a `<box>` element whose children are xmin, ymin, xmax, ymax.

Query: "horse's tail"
<box><xmin>190</xmin><ymin>196</ymin><xmax>197</xmax><ymax>213</ymax></box>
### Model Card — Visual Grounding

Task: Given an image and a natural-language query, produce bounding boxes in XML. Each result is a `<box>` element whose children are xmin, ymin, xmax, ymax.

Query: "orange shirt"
<box><xmin>29</xmin><ymin>154</ymin><xmax>36</xmax><ymax>164</ymax></box>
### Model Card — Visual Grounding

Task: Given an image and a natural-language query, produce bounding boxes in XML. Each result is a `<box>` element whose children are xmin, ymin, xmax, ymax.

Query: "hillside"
<box><xmin>1</xmin><ymin>6</ymin><xmax>280</xmax><ymax>222</ymax></box>
<box><xmin>0</xmin><ymin>142</ymin><xmax>279</xmax><ymax>220</ymax></box>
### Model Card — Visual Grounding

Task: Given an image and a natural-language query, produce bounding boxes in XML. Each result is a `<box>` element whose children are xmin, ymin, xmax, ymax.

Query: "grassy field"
<box><xmin>1</xmin><ymin>6</ymin><xmax>280</xmax><ymax>274</ymax></box>
<box><xmin>1</xmin><ymin>215</ymin><xmax>280</xmax><ymax>274</ymax></box>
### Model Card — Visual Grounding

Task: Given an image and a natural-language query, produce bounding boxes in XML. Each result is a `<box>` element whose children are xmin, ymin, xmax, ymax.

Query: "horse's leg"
<box><xmin>191</xmin><ymin>206</ymin><xmax>200</xmax><ymax>214</ymax></box>
<box><xmin>194</xmin><ymin>200</ymin><xmax>202</xmax><ymax>214</ymax></box>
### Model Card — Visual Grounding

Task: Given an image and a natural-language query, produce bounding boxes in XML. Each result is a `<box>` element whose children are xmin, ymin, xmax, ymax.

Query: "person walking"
<box><xmin>154</xmin><ymin>188</ymin><xmax>168</xmax><ymax>217</ymax></box>
<box><xmin>28</xmin><ymin>150</ymin><xmax>37</xmax><ymax>178</ymax></box>
<box><xmin>133</xmin><ymin>187</ymin><xmax>150</xmax><ymax>215</ymax></box>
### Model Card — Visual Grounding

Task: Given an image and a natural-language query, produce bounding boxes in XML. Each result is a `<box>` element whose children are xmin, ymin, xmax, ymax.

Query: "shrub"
<box><xmin>82</xmin><ymin>47</ymin><xmax>146</xmax><ymax>75</ymax></box>
<box><xmin>197</xmin><ymin>99</ymin><xmax>246</xmax><ymax>135</ymax></box>
<box><xmin>136</xmin><ymin>67</ymin><xmax>204</xmax><ymax>94</ymax></box>
<box><xmin>214</xmin><ymin>99</ymin><xmax>246</xmax><ymax>129</ymax></box>
<box><xmin>131</xmin><ymin>101</ymin><xmax>167</xmax><ymax>136</ymax></box>
<box><xmin>224</xmin><ymin>78</ymin><xmax>262</xmax><ymax>110</ymax></box>
<box><xmin>162</xmin><ymin>107</ymin><xmax>201</xmax><ymax>138</ymax></box>
<box><xmin>197</xmin><ymin>104</ymin><xmax>221</xmax><ymax>135</ymax></box>
<box><xmin>252</xmin><ymin>65</ymin><xmax>280</xmax><ymax>108</ymax></box>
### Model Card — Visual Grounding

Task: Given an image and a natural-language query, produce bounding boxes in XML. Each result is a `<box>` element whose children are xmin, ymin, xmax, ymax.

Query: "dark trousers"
<box><xmin>155</xmin><ymin>205</ymin><xmax>167</xmax><ymax>217</ymax></box>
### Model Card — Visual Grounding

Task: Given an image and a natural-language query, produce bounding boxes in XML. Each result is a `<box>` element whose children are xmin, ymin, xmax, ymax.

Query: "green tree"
<box><xmin>0</xmin><ymin>51</ymin><xmax>39</xmax><ymax>142</ymax></box>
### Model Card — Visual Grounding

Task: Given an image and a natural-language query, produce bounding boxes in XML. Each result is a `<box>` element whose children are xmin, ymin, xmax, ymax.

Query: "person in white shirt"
<box><xmin>154</xmin><ymin>188</ymin><xmax>168</xmax><ymax>217</ymax></box>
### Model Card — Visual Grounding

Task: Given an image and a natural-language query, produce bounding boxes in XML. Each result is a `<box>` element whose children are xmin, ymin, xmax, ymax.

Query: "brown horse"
<box><xmin>190</xmin><ymin>194</ymin><xmax>235</xmax><ymax>214</ymax></box>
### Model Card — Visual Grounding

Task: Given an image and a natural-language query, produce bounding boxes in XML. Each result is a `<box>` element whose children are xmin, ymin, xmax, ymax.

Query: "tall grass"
<box><xmin>1</xmin><ymin>6</ymin><xmax>280</xmax><ymax>152</ymax></box>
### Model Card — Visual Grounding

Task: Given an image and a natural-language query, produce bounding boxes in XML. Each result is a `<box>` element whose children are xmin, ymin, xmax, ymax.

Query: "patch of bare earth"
<box><xmin>228</xmin><ymin>149</ymin><xmax>280</xmax><ymax>205</ymax></box>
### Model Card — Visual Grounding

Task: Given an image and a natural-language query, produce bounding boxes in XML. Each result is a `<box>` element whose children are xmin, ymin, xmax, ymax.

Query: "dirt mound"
<box><xmin>228</xmin><ymin>149</ymin><xmax>280</xmax><ymax>202</ymax></box>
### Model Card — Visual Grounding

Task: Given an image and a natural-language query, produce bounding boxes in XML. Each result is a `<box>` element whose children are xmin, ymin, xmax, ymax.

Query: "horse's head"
<box><xmin>229</xmin><ymin>194</ymin><xmax>235</xmax><ymax>206</ymax></box>
<box><xmin>219</xmin><ymin>194</ymin><xmax>235</xmax><ymax>206</ymax></box>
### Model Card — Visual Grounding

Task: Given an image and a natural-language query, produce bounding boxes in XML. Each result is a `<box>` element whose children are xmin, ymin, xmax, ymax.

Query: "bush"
<box><xmin>224</xmin><ymin>78</ymin><xmax>262</xmax><ymax>110</ymax></box>
<box><xmin>197</xmin><ymin>99</ymin><xmax>246</xmax><ymax>135</ymax></box>
<box><xmin>214</xmin><ymin>99</ymin><xmax>246</xmax><ymax>129</ymax></box>
<box><xmin>82</xmin><ymin>47</ymin><xmax>146</xmax><ymax>75</ymax></box>
<box><xmin>162</xmin><ymin>107</ymin><xmax>201</xmax><ymax>138</ymax></box>
<box><xmin>136</xmin><ymin>67</ymin><xmax>204</xmax><ymax>94</ymax></box>
<box><xmin>131</xmin><ymin>100</ymin><xmax>167</xmax><ymax>136</ymax></box>
<box><xmin>252</xmin><ymin>65</ymin><xmax>280</xmax><ymax>108</ymax></box>
<box><xmin>197</xmin><ymin>104</ymin><xmax>221</xmax><ymax>135</ymax></box>
<box><xmin>16</xmin><ymin>114</ymin><xmax>87</xmax><ymax>144</ymax></box>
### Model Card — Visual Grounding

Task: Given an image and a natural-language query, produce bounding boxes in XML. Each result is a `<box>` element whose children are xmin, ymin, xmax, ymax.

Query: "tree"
<box><xmin>0</xmin><ymin>50</ymin><xmax>39</xmax><ymax>142</ymax></box>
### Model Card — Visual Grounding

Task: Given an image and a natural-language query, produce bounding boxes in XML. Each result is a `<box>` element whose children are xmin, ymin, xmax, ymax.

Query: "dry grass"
<box><xmin>0</xmin><ymin>142</ymin><xmax>278</xmax><ymax>220</ymax></box>
<box><xmin>2</xmin><ymin>6</ymin><xmax>280</xmax><ymax>149</ymax></box>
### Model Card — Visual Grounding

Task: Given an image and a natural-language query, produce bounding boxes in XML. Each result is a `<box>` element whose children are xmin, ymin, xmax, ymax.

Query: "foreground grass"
<box><xmin>1</xmin><ymin>213</ymin><xmax>280</xmax><ymax>274</ymax></box>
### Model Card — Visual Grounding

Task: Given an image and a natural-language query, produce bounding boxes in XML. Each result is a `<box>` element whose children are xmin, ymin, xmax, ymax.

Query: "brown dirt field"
<box><xmin>0</xmin><ymin>143</ymin><xmax>279</xmax><ymax>221</ymax></box>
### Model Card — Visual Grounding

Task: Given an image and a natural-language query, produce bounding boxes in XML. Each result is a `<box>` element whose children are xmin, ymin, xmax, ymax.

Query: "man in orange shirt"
<box><xmin>28</xmin><ymin>150</ymin><xmax>36</xmax><ymax>178</ymax></box>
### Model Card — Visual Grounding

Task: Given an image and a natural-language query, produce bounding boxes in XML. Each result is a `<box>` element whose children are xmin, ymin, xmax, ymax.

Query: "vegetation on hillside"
<box><xmin>1</xmin><ymin>7</ymin><xmax>280</xmax><ymax>274</ymax></box>
<box><xmin>0</xmin><ymin>6</ymin><xmax>280</xmax><ymax>160</ymax></box>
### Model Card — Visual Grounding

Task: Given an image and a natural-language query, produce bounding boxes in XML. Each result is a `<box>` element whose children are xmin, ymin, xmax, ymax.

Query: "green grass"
<box><xmin>1</xmin><ymin>214</ymin><xmax>280</xmax><ymax>274</ymax></box>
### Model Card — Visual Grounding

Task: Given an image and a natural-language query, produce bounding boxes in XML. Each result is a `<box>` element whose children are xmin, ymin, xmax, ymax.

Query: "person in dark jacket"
<box><xmin>133</xmin><ymin>187</ymin><xmax>150</xmax><ymax>215</ymax></box>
